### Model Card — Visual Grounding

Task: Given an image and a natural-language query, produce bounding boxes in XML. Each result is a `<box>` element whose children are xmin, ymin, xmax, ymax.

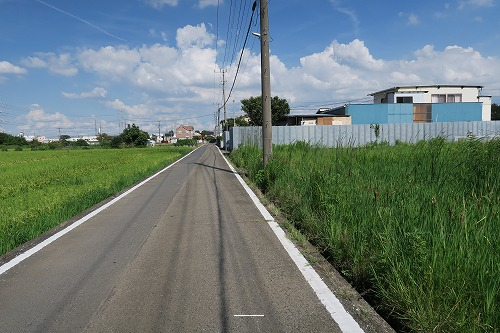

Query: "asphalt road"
<box><xmin>0</xmin><ymin>144</ymin><xmax>363</xmax><ymax>332</ymax></box>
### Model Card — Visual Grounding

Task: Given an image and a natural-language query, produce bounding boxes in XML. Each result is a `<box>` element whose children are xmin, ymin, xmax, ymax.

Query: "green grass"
<box><xmin>230</xmin><ymin>137</ymin><xmax>499</xmax><ymax>333</ymax></box>
<box><xmin>0</xmin><ymin>146</ymin><xmax>192</xmax><ymax>256</ymax></box>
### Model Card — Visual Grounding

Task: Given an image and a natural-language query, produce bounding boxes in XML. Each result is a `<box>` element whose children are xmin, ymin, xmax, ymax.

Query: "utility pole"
<box><xmin>259</xmin><ymin>0</ymin><xmax>272</xmax><ymax>166</ymax></box>
<box><xmin>233</xmin><ymin>99</ymin><xmax>236</xmax><ymax>127</ymax></box>
<box><xmin>216</xmin><ymin>103</ymin><xmax>221</xmax><ymax>137</ymax></box>
<box><xmin>222</xmin><ymin>69</ymin><xmax>228</xmax><ymax>132</ymax></box>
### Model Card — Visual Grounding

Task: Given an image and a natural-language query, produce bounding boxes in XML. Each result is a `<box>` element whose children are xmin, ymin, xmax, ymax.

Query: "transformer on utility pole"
<box><xmin>259</xmin><ymin>0</ymin><xmax>272</xmax><ymax>166</ymax></box>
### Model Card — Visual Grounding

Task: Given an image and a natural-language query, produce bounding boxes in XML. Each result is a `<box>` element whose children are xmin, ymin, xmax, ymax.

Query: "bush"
<box><xmin>175</xmin><ymin>139</ymin><xmax>197</xmax><ymax>147</ymax></box>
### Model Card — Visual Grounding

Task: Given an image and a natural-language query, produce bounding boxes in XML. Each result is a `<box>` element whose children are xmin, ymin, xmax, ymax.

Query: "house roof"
<box><xmin>316</xmin><ymin>105</ymin><xmax>347</xmax><ymax>115</ymax></box>
<box><xmin>176</xmin><ymin>125</ymin><xmax>194</xmax><ymax>131</ymax></box>
<box><xmin>369</xmin><ymin>85</ymin><xmax>484</xmax><ymax>96</ymax></box>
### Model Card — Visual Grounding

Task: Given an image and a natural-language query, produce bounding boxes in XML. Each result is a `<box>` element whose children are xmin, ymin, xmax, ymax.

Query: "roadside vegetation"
<box><xmin>230</xmin><ymin>137</ymin><xmax>499</xmax><ymax>333</ymax></box>
<box><xmin>0</xmin><ymin>146</ymin><xmax>192</xmax><ymax>256</ymax></box>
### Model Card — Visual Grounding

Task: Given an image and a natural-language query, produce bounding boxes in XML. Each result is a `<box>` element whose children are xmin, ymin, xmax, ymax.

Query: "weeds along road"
<box><xmin>0</xmin><ymin>144</ymin><xmax>368</xmax><ymax>333</ymax></box>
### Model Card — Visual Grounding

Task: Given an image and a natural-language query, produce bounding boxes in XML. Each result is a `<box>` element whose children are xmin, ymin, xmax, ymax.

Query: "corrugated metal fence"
<box><xmin>227</xmin><ymin>121</ymin><xmax>500</xmax><ymax>151</ymax></box>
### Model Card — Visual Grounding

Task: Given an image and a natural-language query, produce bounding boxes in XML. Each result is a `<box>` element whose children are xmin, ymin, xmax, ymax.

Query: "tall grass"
<box><xmin>230</xmin><ymin>137</ymin><xmax>499</xmax><ymax>332</ymax></box>
<box><xmin>0</xmin><ymin>146</ymin><xmax>192</xmax><ymax>256</ymax></box>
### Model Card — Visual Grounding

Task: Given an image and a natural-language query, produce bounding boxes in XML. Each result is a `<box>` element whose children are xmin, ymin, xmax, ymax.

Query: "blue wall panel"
<box><xmin>387</xmin><ymin>104</ymin><xmax>413</xmax><ymax>123</ymax></box>
<box><xmin>346</xmin><ymin>102</ymin><xmax>483</xmax><ymax>124</ymax></box>
<box><xmin>432</xmin><ymin>103</ymin><xmax>482</xmax><ymax>122</ymax></box>
<box><xmin>347</xmin><ymin>104</ymin><xmax>388</xmax><ymax>124</ymax></box>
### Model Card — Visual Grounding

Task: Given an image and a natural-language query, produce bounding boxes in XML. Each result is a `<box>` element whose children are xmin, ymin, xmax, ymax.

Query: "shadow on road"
<box><xmin>191</xmin><ymin>162</ymin><xmax>236</xmax><ymax>175</ymax></box>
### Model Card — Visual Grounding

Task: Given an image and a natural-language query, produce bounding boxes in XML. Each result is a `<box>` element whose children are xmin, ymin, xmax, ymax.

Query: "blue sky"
<box><xmin>1</xmin><ymin>0</ymin><xmax>499</xmax><ymax>138</ymax></box>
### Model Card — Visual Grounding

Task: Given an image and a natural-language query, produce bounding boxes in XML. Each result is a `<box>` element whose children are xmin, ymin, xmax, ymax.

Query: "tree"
<box><xmin>121</xmin><ymin>123</ymin><xmax>150</xmax><ymax>147</ymax></box>
<box><xmin>112</xmin><ymin>124</ymin><xmax>150</xmax><ymax>148</ymax></box>
<box><xmin>0</xmin><ymin>132</ymin><xmax>28</xmax><ymax>146</ymax></box>
<box><xmin>74</xmin><ymin>139</ymin><xmax>89</xmax><ymax>147</ymax></box>
<box><xmin>240</xmin><ymin>96</ymin><xmax>290</xmax><ymax>125</ymax></box>
<box><xmin>492</xmin><ymin>103</ymin><xmax>500</xmax><ymax>121</ymax></box>
<box><xmin>97</xmin><ymin>133</ymin><xmax>112</xmax><ymax>147</ymax></box>
<box><xmin>221</xmin><ymin>116</ymin><xmax>250</xmax><ymax>129</ymax></box>
<box><xmin>235</xmin><ymin>115</ymin><xmax>250</xmax><ymax>127</ymax></box>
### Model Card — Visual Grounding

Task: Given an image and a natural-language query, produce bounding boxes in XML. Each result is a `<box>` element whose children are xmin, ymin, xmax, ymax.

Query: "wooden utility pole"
<box><xmin>222</xmin><ymin>69</ymin><xmax>227</xmax><ymax>132</ymax></box>
<box><xmin>259</xmin><ymin>0</ymin><xmax>272</xmax><ymax>165</ymax></box>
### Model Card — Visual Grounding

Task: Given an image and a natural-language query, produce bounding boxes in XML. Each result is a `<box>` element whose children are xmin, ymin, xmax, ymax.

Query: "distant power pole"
<box><xmin>259</xmin><ymin>0</ymin><xmax>272</xmax><ymax>166</ymax></box>
<box><xmin>233</xmin><ymin>100</ymin><xmax>236</xmax><ymax>127</ymax></box>
<box><xmin>216</xmin><ymin>103</ymin><xmax>221</xmax><ymax>137</ymax></box>
<box><xmin>222</xmin><ymin>69</ymin><xmax>228</xmax><ymax>132</ymax></box>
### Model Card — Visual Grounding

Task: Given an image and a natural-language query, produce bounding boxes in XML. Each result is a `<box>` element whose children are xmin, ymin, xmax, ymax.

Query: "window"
<box><xmin>432</xmin><ymin>93</ymin><xmax>462</xmax><ymax>103</ymax></box>
<box><xmin>432</xmin><ymin>94</ymin><xmax>446</xmax><ymax>103</ymax></box>
<box><xmin>447</xmin><ymin>94</ymin><xmax>462</xmax><ymax>103</ymax></box>
<box><xmin>396</xmin><ymin>96</ymin><xmax>413</xmax><ymax>103</ymax></box>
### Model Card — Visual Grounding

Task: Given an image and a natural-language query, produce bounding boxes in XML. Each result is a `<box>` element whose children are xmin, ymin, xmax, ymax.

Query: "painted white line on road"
<box><xmin>234</xmin><ymin>315</ymin><xmax>265</xmax><ymax>317</ymax></box>
<box><xmin>0</xmin><ymin>147</ymin><xmax>200</xmax><ymax>276</ymax></box>
<box><xmin>219</xmin><ymin>148</ymin><xmax>365</xmax><ymax>333</ymax></box>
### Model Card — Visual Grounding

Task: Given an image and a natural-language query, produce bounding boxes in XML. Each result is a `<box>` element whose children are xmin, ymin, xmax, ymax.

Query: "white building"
<box><xmin>370</xmin><ymin>85</ymin><xmax>492</xmax><ymax>121</ymax></box>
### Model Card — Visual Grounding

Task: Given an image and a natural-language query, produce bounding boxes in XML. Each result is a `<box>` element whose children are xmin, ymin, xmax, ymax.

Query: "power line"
<box><xmin>219</xmin><ymin>1</ymin><xmax>257</xmax><ymax>111</ymax></box>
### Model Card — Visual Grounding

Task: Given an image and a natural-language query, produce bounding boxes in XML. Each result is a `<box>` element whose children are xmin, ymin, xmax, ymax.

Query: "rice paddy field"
<box><xmin>230</xmin><ymin>137</ymin><xmax>499</xmax><ymax>333</ymax></box>
<box><xmin>0</xmin><ymin>146</ymin><xmax>192</xmax><ymax>256</ymax></box>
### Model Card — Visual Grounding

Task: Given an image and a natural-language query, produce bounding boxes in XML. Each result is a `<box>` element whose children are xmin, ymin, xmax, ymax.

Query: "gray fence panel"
<box><xmin>228</xmin><ymin>122</ymin><xmax>500</xmax><ymax>151</ymax></box>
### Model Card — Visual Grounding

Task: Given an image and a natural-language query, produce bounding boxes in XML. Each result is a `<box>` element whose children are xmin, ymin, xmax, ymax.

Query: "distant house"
<box><xmin>175</xmin><ymin>125</ymin><xmax>195</xmax><ymax>139</ymax></box>
<box><xmin>318</xmin><ymin>85</ymin><xmax>492</xmax><ymax>124</ymax></box>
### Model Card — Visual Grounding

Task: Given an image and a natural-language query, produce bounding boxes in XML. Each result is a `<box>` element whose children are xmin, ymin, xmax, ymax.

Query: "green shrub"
<box><xmin>175</xmin><ymin>139</ymin><xmax>197</xmax><ymax>147</ymax></box>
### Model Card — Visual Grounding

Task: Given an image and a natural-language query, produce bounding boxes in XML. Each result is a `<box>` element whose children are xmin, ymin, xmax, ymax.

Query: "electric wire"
<box><xmin>219</xmin><ymin>1</ymin><xmax>257</xmax><ymax>112</ymax></box>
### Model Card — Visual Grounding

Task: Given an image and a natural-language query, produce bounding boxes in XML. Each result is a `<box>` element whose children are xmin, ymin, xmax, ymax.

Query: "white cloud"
<box><xmin>459</xmin><ymin>0</ymin><xmax>495</xmax><ymax>9</ymax></box>
<box><xmin>78</xmin><ymin>46</ymin><xmax>142</xmax><ymax>80</ymax></box>
<box><xmin>77</xmin><ymin>31</ymin><xmax>216</xmax><ymax>98</ymax></box>
<box><xmin>144</xmin><ymin>0</ymin><xmax>178</xmax><ymax>8</ymax></box>
<box><xmin>24</xmin><ymin>107</ymin><xmax>73</xmax><ymax>130</ymax></box>
<box><xmin>149</xmin><ymin>29</ymin><xmax>168</xmax><ymax>42</ymax></box>
<box><xmin>0</xmin><ymin>61</ymin><xmax>27</xmax><ymax>74</ymax></box>
<box><xmin>62</xmin><ymin>87</ymin><xmax>107</xmax><ymax>99</ymax></box>
<box><xmin>434</xmin><ymin>3</ymin><xmax>451</xmax><ymax>18</ymax></box>
<box><xmin>197</xmin><ymin>0</ymin><xmax>219</xmax><ymax>9</ymax></box>
<box><xmin>330</xmin><ymin>0</ymin><xmax>360</xmax><ymax>32</ymax></box>
<box><xmin>21</xmin><ymin>57</ymin><xmax>47</xmax><ymax>68</ymax></box>
<box><xmin>176</xmin><ymin>23</ymin><xmax>214</xmax><ymax>50</ymax></box>
<box><xmin>408</xmin><ymin>14</ymin><xmax>420</xmax><ymax>25</ymax></box>
<box><xmin>105</xmin><ymin>99</ymin><xmax>150</xmax><ymax>118</ymax></box>
<box><xmin>22</xmin><ymin>52</ymin><xmax>78</xmax><ymax>76</ymax></box>
<box><xmin>399</xmin><ymin>12</ymin><xmax>420</xmax><ymax>25</ymax></box>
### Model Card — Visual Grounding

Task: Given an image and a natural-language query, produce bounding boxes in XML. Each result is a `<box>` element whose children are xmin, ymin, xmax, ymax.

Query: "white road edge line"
<box><xmin>233</xmin><ymin>315</ymin><xmax>265</xmax><ymax>317</ymax></box>
<box><xmin>218</xmin><ymin>147</ymin><xmax>365</xmax><ymax>333</ymax></box>
<box><xmin>0</xmin><ymin>147</ymin><xmax>200</xmax><ymax>276</ymax></box>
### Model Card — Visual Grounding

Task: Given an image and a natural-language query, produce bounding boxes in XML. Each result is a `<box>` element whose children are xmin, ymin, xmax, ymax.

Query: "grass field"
<box><xmin>230</xmin><ymin>137</ymin><xmax>499</xmax><ymax>333</ymax></box>
<box><xmin>0</xmin><ymin>146</ymin><xmax>192</xmax><ymax>256</ymax></box>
